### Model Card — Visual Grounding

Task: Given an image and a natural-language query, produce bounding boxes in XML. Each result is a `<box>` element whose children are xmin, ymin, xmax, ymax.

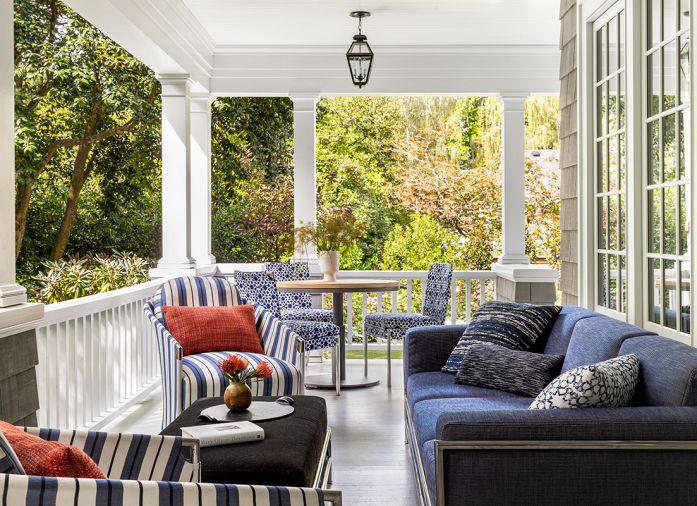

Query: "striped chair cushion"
<box><xmin>181</xmin><ymin>352</ymin><xmax>301</xmax><ymax>410</ymax></box>
<box><xmin>0</xmin><ymin>432</ymin><xmax>24</xmax><ymax>475</ymax></box>
<box><xmin>152</xmin><ymin>277</ymin><xmax>242</xmax><ymax>324</ymax></box>
<box><xmin>0</xmin><ymin>474</ymin><xmax>325</xmax><ymax>506</ymax></box>
<box><xmin>22</xmin><ymin>428</ymin><xmax>197</xmax><ymax>483</ymax></box>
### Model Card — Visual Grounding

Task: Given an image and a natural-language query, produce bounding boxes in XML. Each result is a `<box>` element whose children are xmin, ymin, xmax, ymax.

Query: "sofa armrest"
<box><xmin>436</xmin><ymin>406</ymin><xmax>697</xmax><ymax>442</ymax></box>
<box><xmin>0</xmin><ymin>474</ymin><xmax>341</xmax><ymax>505</ymax></box>
<box><xmin>403</xmin><ymin>325</ymin><xmax>466</xmax><ymax>381</ymax></box>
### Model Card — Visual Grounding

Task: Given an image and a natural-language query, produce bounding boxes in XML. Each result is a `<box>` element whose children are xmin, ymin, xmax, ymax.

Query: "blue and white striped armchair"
<box><xmin>144</xmin><ymin>276</ymin><xmax>305</xmax><ymax>428</ymax></box>
<box><xmin>0</xmin><ymin>427</ymin><xmax>340</xmax><ymax>505</ymax></box>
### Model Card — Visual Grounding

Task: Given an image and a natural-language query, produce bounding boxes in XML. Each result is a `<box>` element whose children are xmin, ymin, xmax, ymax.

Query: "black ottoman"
<box><xmin>161</xmin><ymin>396</ymin><xmax>329</xmax><ymax>487</ymax></box>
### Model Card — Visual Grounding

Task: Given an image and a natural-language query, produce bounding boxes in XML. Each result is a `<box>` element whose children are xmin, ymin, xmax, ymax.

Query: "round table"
<box><xmin>276</xmin><ymin>279</ymin><xmax>400</xmax><ymax>389</ymax></box>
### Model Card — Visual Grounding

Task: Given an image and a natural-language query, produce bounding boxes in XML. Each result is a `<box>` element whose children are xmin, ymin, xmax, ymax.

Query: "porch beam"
<box><xmin>499</xmin><ymin>94</ymin><xmax>530</xmax><ymax>265</ymax></box>
<box><xmin>189</xmin><ymin>93</ymin><xmax>216</xmax><ymax>267</ymax></box>
<box><xmin>152</xmin><ymin>75</ymin><xmax>196</xmax><ymax>276</ymax></box>
<box><xmin>290</xmin><ymin>93</ymin><xmax>319</xmax><ymax>262</ymax></box>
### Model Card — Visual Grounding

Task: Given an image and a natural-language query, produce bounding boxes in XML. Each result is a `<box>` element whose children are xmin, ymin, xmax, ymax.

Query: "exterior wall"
<box><xmin>559</xmin><ymin>0</ymin><xmax>579</xmax><ymax>305</ymax></box>
<box><xmin>0</xmin><ymin>330</ymin><xmax>39</xmax><ymax>425</ymax></box>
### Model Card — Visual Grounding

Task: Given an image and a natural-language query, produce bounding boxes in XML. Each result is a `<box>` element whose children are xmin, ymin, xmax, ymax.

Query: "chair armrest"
<box><xmin>23</xmin><ymin>427</ymin><xmax>199</xmax><ymax>482</ymax></box>
<box><xmin>436</xmin><ymin>406</ymin><xmax>697</xmax><ymax>442</ymax></box>
<box><xmin>255</xmin><ymin>304</ymin><xmax>304</xmax><ymax>368</ymax></box>
<box><xmin>403</xmin><ymin>325</ymin><xmax>466</xmax><ymax>381</ymax></box>
<box><xmin>144</xmin><ymin>302</ymin><xmax>183</xmax><ymax>426</ymax></box>
<box><xmin>0</xmin><ymin>474</ymin><xmax>340</xmax><ymax>505</ymax></box>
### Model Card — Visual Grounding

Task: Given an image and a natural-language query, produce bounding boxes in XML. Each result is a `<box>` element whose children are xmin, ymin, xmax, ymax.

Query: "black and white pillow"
<box><xmin>0</xmin><ymin>431</ymin><xmax>24</xmax><ymax>475</ymax></box>
<box><xmin>455</xmin><ymin>343</ymin><xmax>564</xmax><ymax>397</ymax></box>
<box><xmin>529</xmin><ymin>354</ymin><xmax>639</xmax><ymax>409</ymax></box>
<box><xmin>442</xmin><ymin>301</ymin><xmax>561</xmax><ymax>373</ymax></box>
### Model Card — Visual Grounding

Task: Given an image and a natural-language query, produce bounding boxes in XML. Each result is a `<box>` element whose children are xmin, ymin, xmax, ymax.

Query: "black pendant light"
<box><xmin>346</xmin><ymin>11</ymin><xmax>374</xmax><ymax>88</ymax></box>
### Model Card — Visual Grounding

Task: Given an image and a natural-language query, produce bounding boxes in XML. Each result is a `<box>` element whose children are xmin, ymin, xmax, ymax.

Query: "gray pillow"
<box><xmin>455</xmin><ymin>342</ymin><xmax>564</xmax><ymax>397</ymax></box>
<box><xmin>529</xmin><ymin>354</ymin><xmax>639</xmax><ymax>409</ymax></box>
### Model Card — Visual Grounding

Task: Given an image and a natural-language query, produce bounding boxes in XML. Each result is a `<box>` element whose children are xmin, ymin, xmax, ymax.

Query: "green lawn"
<box><xmin>345</xmin><ymin>349</ymin><xmax>404</xmax><ymax>360</ymax></box>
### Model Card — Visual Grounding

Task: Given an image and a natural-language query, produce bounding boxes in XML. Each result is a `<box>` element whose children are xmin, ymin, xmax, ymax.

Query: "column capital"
<box><xmin>499</xmin><ymin>93</ymin><xmax>528</xmax><ymax>111</ymax></box>
<box><xmin>157</xmin><ymin>74</ymin><xmax>192</xmax><ymax>97</ymax></box>
<box><xmin>289</xmin><ymin>92</ymin><xmax>320</xmax><ymax>111</ymax></box>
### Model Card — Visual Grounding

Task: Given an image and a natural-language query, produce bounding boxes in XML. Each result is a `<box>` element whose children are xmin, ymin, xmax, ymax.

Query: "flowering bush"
<box><xmin>219</xmin><ymin>354</ymin><xmax>273</xmax><ymax>383</ymax></box>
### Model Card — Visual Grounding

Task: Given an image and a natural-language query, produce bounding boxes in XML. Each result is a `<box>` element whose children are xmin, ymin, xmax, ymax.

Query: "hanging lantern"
<box><xmin>346</xmin><ymin>11</ymin><xmax>374</xmax><ymax>88</ymax></box>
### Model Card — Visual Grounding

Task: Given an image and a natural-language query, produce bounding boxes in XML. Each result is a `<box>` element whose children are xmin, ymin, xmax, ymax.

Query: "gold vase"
<box><xmin>224</xmin><ymin>381</ymin><xmax>252</xmax><ymax>412</ymax></box>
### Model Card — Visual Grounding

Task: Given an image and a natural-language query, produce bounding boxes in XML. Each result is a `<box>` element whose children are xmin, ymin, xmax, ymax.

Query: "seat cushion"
<box><xmin>281</xmin><ymin>320</ymin><xmax>339</xmax><ymax>351</ymax></box>
<box><xmin>412</xmin><ymin>396</ymin><xmax>534</xmax><ymax>448</ymax></box>
<box><xmin>542</xmin><ymin>306</ymin><xmax>597</xmax><ymax>355</ymax></box>
<box><xmin>562</xmin><ymin>316</ymin><xmax>654</xmax><ymax>372</ymax></box>
<box><xmin>281</xmin><ymin>308</ymin><xmax>334</xmax><ymax>323</ymax></box>
<box><xmin>162</xmin><ymin>304</ymin><xmax>264</xmax><ymax>356</ymax></box>
<box><xmin>364</xmin><ymin>313</ymin><xmax>439</xmax><ymax>341</ymax></box>
<box><xmin>406</xmin><ymin>372</ymin><xmax>526</xmax><ymax>410</ymax></box>
<box><xmin>620</xmin><ymin>335</ymin><xmax>697</xmax><ymax>406</ymax></box>
<box><xmin>181</xmin><ymin>352</ymin><xmax>300</xmax><ymax>410</ymax></box>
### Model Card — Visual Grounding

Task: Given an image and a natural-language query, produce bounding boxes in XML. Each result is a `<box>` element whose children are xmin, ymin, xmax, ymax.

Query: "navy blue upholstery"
<box><xmin>541</xmin><ymin>305</ymin><xmax>596</xmax><ymax>355</ymax></box>
<box><xmin>561</xmin><ymin>315</ymin><xmax>655</xmax><ymax>372</ymax></box>
<box><xmin>403</xmin><ymin>324</ymin><xmax>467</xmax><ymax>383</ymax></box>
<box><xmin>265</xmin><ymin>262</ymin><xmax>334</xmax><ymax>324</ymax></box>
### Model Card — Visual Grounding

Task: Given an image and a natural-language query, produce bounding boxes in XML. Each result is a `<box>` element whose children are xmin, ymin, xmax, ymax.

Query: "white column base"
<box><xmin>0</xmin><ymin>283</ymin><xmax>28</xmax><ymax>308</ymax></box>
<box><xmin>497</xmin><ymin>254</ymin><xmax>531</xmax><ymax>265</ymax></box>
<box><xmin>0</xmin><ymin>303</ymin><xmax>44</xmax><ymax>338</ymax></box>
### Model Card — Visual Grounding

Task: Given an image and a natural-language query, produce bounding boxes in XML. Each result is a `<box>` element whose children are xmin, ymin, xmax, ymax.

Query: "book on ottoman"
<box><xmin>181</xmin><ymin>421</ymin><xmax>264</xmax><ymax>447</ymax></box>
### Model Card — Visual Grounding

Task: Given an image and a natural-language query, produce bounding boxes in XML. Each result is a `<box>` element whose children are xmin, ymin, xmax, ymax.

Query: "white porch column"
<box><xmin>498</xmin><ymin>94</ymin><xmax>530</xmax><ymax>265</ymax></box>
<box><xmin>152</xmin><ymin>75</ymin><xmax>196</xmax><ymax>277</ymax></box>
<box><xmin>189</xmin><ymin>94</ymin><xmax>216</xmax><ymax>267</ymax></box>
<box><xmin>0</xmin><ymin>0</ymin><xmax>26</xmax><ymax>308</ymax></box>
<box><xmin>290</xmin><ymin>93</ymin><xmax>319</xmax><ymax>262</ymax></box>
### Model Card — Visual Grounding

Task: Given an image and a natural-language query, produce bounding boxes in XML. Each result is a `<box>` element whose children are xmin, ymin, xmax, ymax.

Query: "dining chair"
<box><xmin>234</xmin><ymin>270</ymin><xmax>342</xmax><ymax>395</ymax></box>
<box><xmin>265</xmin><ymin>262</ymin><xmax>334</xmax><ymax>323</ymax></box>
<box><xmin>363</xmin><ymin>263</ymin><xmax>453</xmax><ymax>387</ymax></box>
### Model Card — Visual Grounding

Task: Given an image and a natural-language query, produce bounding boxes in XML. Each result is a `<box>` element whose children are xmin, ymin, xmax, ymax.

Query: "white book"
<box><xmin>181</xmin><ymin>421</ymin><xmax>265</xmax><ymax>447</ymax></box>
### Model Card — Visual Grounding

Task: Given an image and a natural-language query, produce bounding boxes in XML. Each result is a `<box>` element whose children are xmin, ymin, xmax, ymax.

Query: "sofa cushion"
<box><xmin>443</xmin><ymin>302</ymin><xmax>561</xmax><ymax>373</ymax></box>
<box><xmin>455</xmin><ymin>343</ymin><xmax>564</xmax><ymax>397</ymax></box>
<box><xmin>412</xmin><ymin>397</ymin><xmax>533</xmax><ymax>448</ymax></box>
<box><xmin>530</xmin><ymin>354</ymin><xmax>639</xmax><ymax>409</ymax></box>
<box><xmin>541</xmin><ymin>306</ymin><xmax>597</xmax><ymax>355</ymax></box>
<box><xmin>561</xmin><ymin>315</ymin><xmax>654</xmax><ymax>372</ymax></box>
<box><xmin>620</xmin><ymin>335</ymin><xmax>697</xmax><ymax>406</ymax></box>
<box><xmin>406</xmin><ymin>372</ymin><xmax>526</xmax><ymax>410</ymax></box>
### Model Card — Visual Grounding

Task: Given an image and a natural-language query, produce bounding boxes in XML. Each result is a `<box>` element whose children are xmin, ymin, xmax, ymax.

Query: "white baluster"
<box><xmin>480</xmin><ymin>279</ymin><xmax>486</xmax><ymax>305</ymax></box>
<box><xmin>450</xmin><ymin>279</ymin><xmax>457</xmax><ymax>324</ymax></box>
<box><xmin>347</xmin><ymin>294</ymin><xmax>353</xmax><ymax>343</ymax></box>
<box><xmin>377</xmin><ymin>292</ymin><xmax>383</xmax><ymax>313</ymax></box>
<box><xmin>407</xmin><ymin>279</ymin><xmax>413</xmax><ymax>314</ymax></box>
<box><xmin>391</xmin><ymin>290</ymin><xmax>398</xmax><ymax>312</ymax></box>
<box><xmin>465</xmin><ymin>280</ymin><xmax>472</xmax><ymax>322</ymax></box>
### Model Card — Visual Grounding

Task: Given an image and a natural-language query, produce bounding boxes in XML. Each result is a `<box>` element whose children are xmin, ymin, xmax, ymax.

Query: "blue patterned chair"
<box><xmin>265</xmin><ymin>262</ymin><xmax>333</xmax><ymax>323</ymax></box>
<box><xmin>234</xmin><ymin>270</ymin><xmax>341</xmax><ymax>395</ymax></box>
<box><xmin>144</xmin><ymin>276</ymin><xmax>304</xmax><ymax>428</ymax></box>
<box><xmin>364</xmin><ymin>263</ymin><xmax>453</xmax><ymax>387</ymax></box>
<box><xmin>0</xmin><ymin>426</ymin><xmax>340</xmax><ymax>505</ymax></box>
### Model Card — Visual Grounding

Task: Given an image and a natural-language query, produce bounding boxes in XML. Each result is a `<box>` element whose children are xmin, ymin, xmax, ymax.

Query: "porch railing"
<box><xmin>35</xmin><ymin>279</ymin><xmax>162</xmax><ymax>430</ymax></box>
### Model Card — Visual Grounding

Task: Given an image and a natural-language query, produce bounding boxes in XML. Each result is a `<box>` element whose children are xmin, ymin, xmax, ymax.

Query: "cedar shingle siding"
<box><xmin>559</xmin><ymin>0</ymin><xmax>578</xmax><ymax>305</ymax></box>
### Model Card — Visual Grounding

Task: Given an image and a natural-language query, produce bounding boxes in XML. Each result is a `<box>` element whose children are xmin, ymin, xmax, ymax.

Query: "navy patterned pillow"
<box><xmin>529</xmin><ymin>354</ymin><xmax>639</xmax><ymax>409</ymax></box>
<box><xmin>0</xmin><ymin>431</ymin><xmax>24</xmax><ymax>475</ymax></box>
<box><xmin>442</xmin><ymin>301</ymin><xmax>561</xmax><ymax>373</ymax></box>
<box><xmin>455</xmin><ymin>343</ymin><xmax>564</xmax><ymax>397</ymax></box>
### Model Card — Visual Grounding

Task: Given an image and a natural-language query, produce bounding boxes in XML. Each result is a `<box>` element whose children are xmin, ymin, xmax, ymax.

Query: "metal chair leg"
<box><xmin>363</xmin><ymin>330</ymin><xmax>368</xmax><ymax>377</ymax></box>
<box><xmin>334</xmin><ymin>344</ymin><xmax>341</xmax><ymax>396</ymax></box>
<box><xmin>387</xmin><ymin>336</ymin><xmax>392</xmax><ymax>388</ymax></box>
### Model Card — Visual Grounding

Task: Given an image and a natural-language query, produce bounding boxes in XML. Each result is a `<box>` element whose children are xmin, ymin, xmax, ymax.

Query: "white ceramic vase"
<box><xmin>318</xmin><ymin>250</ymin><xmax>340</xmax><ymax>282</ymax></box>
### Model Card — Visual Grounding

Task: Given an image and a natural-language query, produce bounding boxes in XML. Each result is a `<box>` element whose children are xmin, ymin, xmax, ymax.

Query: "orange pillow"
<box><xmin>162</xmin><ymin>304</ymin><xmax>264</xmax><ymax>356</ymax></box>
<box><xmin>0</xmin><ymin>421</ymin><xmax>105</xmax><ymax>479</ymax></box>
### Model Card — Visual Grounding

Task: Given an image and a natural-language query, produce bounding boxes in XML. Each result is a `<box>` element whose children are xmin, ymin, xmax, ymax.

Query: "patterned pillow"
<box><xmin>455</xmin><ymin>343</ymin><xmax>564</xmax><ymax>397</ymax></box>
<box><xmin>442</xmin><ymin>301</ymin><xmax>561</xmax><ymax>373</ymax></box>
<box><xmin>529</xmin><ymin>354</ymin><xmax>639</xmax><ymax>409</ymax></box>
<box><xmin>0</xmin><ymin>431</ymin><xmax>24</xmax><ymax>475</ymax></box>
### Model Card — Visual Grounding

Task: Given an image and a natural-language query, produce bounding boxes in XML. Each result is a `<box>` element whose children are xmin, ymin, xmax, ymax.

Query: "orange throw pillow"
<box><xmin>162</xmin><ymin>304</ymin><xmax>264</xmax><ymax>356</ymax></box>
<box><xmin>0</xmin><ymin>421</ymin><xmax>105</xmax><ymax>479</ymax></box>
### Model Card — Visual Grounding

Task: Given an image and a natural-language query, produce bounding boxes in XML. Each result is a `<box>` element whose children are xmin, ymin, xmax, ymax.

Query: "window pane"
<box><xmin>648</xmin><ymin>51</ymin><xmax>661</xmax><ymax>116</ymax></box>
<box><xmin>618</xmin><ymin>72</ymin><xmax>625</xmax><ymax>129</ymax></box>
<box><xmin>663</xmin><ymin>40</ymin><xmax>677</xmax><ymax>110</ymax></box>
<box><xmin>648</xmin><ymin>120</ymin><xmax>661</xmax><ymax>184</ymax></box>
<box><xmin>609</xmin><ymin>194</ymin><xmax>618</xmax><ymax>250</ymax></box>
<box><xmin>620</xmin><ymin>254</ymin><xmax>627</xmax><ymax>313</ymax></box>
<box><xmin>664</xmin><ymin>0</ymin><xmax>677</xmax><ymax>39</ymax></box>
<box><xmin>679</xmin><ymin>34</ymin><xmax>690</xmax><ymax>104</ymax></box>
<box><xmin>619</xmin><ymin>193</ymin><xmax>626</xmax><ymax>250</ymax></box>
<box><xmin>598</xmin><ymin>139</ymin><xmax>608</xmax><ymax>191</ymax></box>
<box><xmin>649</xmin><ymin>189</ymin><xmax>661</xmax><ymax>253</ymax></box>
<box><xmin>619</xmin><ymin>132</ymin><xmax>626</xmax><ymax>189</ymax></box>
<box><xmin>664</xmin><ymin>259</ymin><xmax>678</xmax><ymax>329</ymax></box>
<box><xmin>598</xmin><ymin>196</ymin><xmax>607</xmax><ymax>250</ymax></box>
<box><xmin>608</xmin><ymin>77</ymin><xmax>618</xmax><ymax>131</ymax></box>
<box><xmin>598</xmin><ymin>25</ymin><xmax>607</xmax><ymax>80</ymax></box>
<box><xmin>663</xmin><ymin>113</ymin><xmax>676</xmax><ymax>181</ymax></box>
<box><xmin>609</xmin><ymin>135</ymin><xmax>618</xmax><ymax>191</ymax></box>
<box><xmin>680</xmin><ymin>0</ymin><xmax>690</xmax><ymax>31</ymax></box>
<box><xmin>650</xmin><ymin>0</ymin><xmax>662</xmax><ymax>47</ymax></box>
<box><xmin>649</xmin><ymin>258</ymin><xmax>661</xmax><ymax>324</ymax></box>
<box><xmin>679</xmin><ymin>110</ymin><xmax>687</xmax><ymax>179</ymax></box>
<box><xmin>609</xmin><ymin>17</ymin><xmax>618</xmax><ymax>75</ymax></box>
<box><xmin>609</xmin><ymin>255</ymin><xmax>618</xmax><ymax>310</ymax></box>
<box><xmin>664</xmin><ymin>186</ymin><xmax>677</xmax><ymax>255</ymax></box>
<box><xmin>598</xmin><ymin>254</ymin><xmax>608</xmax><ymax>307</ymax></box>
<box><xmin>681</xmin><ymin>260</ymin><xmax>691</xmax><ymax>333</ymax></box>
<box><xmin>619</xmin><ymin>10</ymin><xmax>626</xmax><ymax>68</ymax></box>
<box><xmin>679</xmin><ymin>184</ymin><xmax>690</xmax><ymax>255</ymax></box>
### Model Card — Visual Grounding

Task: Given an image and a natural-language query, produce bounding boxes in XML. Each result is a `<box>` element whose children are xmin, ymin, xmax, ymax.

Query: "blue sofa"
<box><xmin>404</xmin><ymin>306</ymin><xmax>697</xmax><ymax>506</ymax></box>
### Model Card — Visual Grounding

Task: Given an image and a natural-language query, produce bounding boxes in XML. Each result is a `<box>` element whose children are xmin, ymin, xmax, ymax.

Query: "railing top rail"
<box><xmin>337</xmin><ymin>270</ymin><xmax>496</xmax><ymax>280</ymax></box>
<box><xmin>40</xmin><ymin>279</ymin><xmax>163</xmax><ymax>327</ymax></box>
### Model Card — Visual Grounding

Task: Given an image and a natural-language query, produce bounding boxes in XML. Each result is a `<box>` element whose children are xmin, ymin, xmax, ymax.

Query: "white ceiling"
<box><xmin>181</xmin><ymin>0</ymin><xmax>561</xmax><ymax>47</ymax></box>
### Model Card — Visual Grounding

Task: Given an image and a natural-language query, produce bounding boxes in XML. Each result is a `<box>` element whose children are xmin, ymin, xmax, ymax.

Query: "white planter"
<box><xmin>318</xmin><ymin>251</ymin><xmax>340</xmax><ymax>282</ymax></box>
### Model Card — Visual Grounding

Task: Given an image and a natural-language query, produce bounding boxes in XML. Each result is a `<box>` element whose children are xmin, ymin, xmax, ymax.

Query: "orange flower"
<box><xmin>254</xmin><ymin>361</ymin><xmax>273</xmax><ymax>379</ymax></box>
<box><xmin>219</xmin><ymin>354</ymin><xmax>250</xmax><ymax>377</ymax></box>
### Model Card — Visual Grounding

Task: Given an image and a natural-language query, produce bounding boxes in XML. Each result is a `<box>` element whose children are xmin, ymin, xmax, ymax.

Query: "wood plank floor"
<box><xmin>105</xmin><ymin>359</ymin><xmax>420</xmax><ymax>506</ymax></box>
